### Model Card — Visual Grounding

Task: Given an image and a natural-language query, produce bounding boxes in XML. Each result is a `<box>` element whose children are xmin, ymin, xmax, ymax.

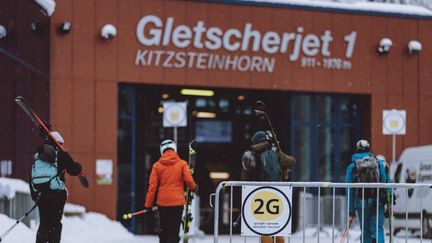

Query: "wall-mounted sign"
<box><xmin>135</xmin><ymin>15</ymin><xmax>357</xmax><ymax>73</ymax></box>
<box><xmin>163</xmin><ymin>102</ymin><xmax>187</xmax><ymax>127</ymax></box>
<box><xmin>241</xmin><ymin>186</ymin><xmax>292</xmax><ymax>236</ymax></box>
<box><xmin>383</xmin><ymin>109</ymin><xmax>406</xmax><ymax>135</ymax></box>
<box><xmin>96</xmin><ymin>159</ymin><xmax>113</xmax><ymax>185</ymax></box>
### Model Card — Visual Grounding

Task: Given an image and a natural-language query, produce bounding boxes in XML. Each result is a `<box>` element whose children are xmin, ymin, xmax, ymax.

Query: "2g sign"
<box><xmin>254</xmin><ymin>198</ymin><xmax>280</xmax><ymax>215</ymax></box>
<box><xmin>241</xmin><ymin>186</ymin><xmax>292</xmax><ymax>236</ymax></box>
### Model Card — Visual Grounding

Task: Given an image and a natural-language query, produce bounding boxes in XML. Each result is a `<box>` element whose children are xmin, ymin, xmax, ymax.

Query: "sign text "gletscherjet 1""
<box><xmin>135</xmin><ymin>15</ymin><xmax>357</xmax><ymax>73</ymax></box>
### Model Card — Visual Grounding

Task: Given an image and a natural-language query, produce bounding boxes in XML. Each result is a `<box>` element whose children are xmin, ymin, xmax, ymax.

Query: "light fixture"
<box><xmin>408</xmin><ymin>40</ymin><xmax>422</xmax><ymax>55</ymax></box>
<box><xmin>196</xmin><ymin>112</ymin><xmax>216</xmax><ymax>118</ymax></box>
<box><xmin>377</xmin><ymin>38</ymin><xmax>392</xmax><ymax>55</ymax></box>
<box><xmin>180</xmin><ymin>88</ymin><xmax>214</xmax><ymax>97</ymax></box>
<box><xmin>0</xmin><ymin>25</ymin><xmax>6</xmax><ymax>39</ymax></box>
<box><xmin>209</xmin><ymin>172</ymin><xmax>230</xmax><ymax>180</ymax></box>
<box><xmin>101</xmin><ymin>24</ymin><xmax>117</xmax><ymax>40</ymax></box>
<box><xmin>30</xmin><ymin>22</ymin><xmax>42</xmax><ymax>32</ymax></box>
<box><xmin>58</xmin><ymin>22</ymin><xmax>72</xmax><ymax>34</ymax></box>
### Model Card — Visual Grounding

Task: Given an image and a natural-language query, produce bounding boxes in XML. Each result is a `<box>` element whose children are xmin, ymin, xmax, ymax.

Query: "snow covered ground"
<box><xmin>0</xmin><ymin>212</ymin><xmax>428</xmax><ymax>243</ymax></box>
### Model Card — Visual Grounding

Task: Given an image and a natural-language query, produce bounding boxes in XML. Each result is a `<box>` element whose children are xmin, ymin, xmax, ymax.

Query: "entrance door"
<box><xmin>290</xmin><ymin>94</ymin><xmax>367</xmax><ymax>182</ymax></box>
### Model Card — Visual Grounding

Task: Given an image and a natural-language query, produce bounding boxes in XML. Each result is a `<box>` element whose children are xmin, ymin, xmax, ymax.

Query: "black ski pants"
<box><xmin>36</xmin><ymin>190</ymin><xmax>67</xmax><ymax>243</ymax></box>
<box><xmin>158</xmin><ymin>205</ymin><xmax>184</xmax><ymax>243</ymax></box>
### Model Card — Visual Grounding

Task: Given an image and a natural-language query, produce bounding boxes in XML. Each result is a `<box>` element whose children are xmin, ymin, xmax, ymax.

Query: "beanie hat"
<box><xmin>160</xmin><ymin>139</ymin><xmax>177</xmax><ymax>155</ymax></box>
<box><xmin>251</xmin><ymin>131</ymin><xmax>268</xmax><ymax>145</ymax></box>
<box><xmin>50</xmin><ymin>131</ymin><xmax>64</xmax><ymax>145</ymax></box>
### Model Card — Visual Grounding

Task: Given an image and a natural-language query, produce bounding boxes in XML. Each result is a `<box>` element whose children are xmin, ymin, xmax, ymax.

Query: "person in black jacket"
<box><xmin>31</xmin><ymin>131</ymin><xmax>82</xmax><ymax>243</ymax></box>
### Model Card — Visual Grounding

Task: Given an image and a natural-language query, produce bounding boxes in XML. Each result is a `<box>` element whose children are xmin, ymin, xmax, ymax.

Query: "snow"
<box><xmin>0</xmin><ymin>177</ymin><xmax>30</xmax><ymax>199</ymax></box>
<box><xmin>64</xmin><ymin>203</ymin><xmax>86</xmax><ymax>215</ymax></box>
<box><xmin>236</xmin><ymin>0</ymin><xmax>432</xmax><ymax>17</ymax></box>
<box><xmin>33</xmin><ymin>0</ymin><xmax>56</xmax><ymax>17</ymax></box>
<box><xmin>0</xmin><ymin>211</ymin><xmax>429</xmax><ymax>243</ymax></box>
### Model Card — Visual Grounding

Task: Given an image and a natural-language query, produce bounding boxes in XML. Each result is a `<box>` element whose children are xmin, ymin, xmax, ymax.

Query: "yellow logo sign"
<box><xmin>251</xmin><ymin>191</ymin><xmax>284</xmax><ymax>221</ymax></box>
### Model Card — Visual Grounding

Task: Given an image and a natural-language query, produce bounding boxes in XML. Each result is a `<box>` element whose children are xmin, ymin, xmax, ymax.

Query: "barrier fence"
<box><xmin>211</xmin><ymin>181</ymin><xmax>432</xmax><ymax>243</ymax></box>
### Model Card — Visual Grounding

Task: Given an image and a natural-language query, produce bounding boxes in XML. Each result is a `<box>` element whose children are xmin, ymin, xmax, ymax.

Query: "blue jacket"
<box><xmin>345</xmin><ymin>152</ymin><xmax>388</xmax><ymax>214</ymax></box>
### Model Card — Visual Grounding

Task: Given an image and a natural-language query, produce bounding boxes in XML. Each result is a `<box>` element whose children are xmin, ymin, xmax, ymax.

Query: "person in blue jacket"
<box><xmin>345</xmin><ymin>139</ymin><xmax>389</xmax><ymax>243</ymax></box>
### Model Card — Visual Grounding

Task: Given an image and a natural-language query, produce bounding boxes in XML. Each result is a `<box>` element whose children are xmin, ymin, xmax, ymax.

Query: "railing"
<box><xmin>212</xmin><ymin>181</ymin><xmax>432</xmax><ymax>243</ymax></box>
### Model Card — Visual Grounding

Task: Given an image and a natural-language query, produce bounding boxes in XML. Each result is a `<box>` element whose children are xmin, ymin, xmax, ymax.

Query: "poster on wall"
<box><xmin>96</xmin><ymin>159</ymin><xmax>113</xmax><ymax>185</ymax></box>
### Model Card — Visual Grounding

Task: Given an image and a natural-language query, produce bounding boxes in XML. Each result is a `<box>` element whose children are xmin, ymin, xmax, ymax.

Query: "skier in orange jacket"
<box><xmin>145</xmin><ymin>139</ymin><xmax>196</xmax><ymax>243</ymax></box>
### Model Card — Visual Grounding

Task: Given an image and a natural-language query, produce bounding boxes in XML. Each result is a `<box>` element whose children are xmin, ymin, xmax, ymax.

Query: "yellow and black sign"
<box><xmin>241</xmin><ymin>186</ymin><xmax>292</xmax><ymax>236</ymax></box>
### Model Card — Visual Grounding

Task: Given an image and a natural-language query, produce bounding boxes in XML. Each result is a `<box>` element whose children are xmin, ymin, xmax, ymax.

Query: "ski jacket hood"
<box><xmin>145</xmin><ymin>150</ymin><xmax>196</xmax><ymax>207</ymax></box>
<box><xmin>158</xmin><ymin>149</ymin><xmax>181</xmax><ymax>166</ymax></box>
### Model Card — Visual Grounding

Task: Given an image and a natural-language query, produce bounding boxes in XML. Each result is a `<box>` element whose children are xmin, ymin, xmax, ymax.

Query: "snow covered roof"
<box><xmin>0</xmin><ymin>177</ymin><xmax>30</xmax><ymax>200</ymax></box>
<box><xmin>211</xmin><ymin>0</ymin><xmax>432</xmax><ymax>18</ymax></box>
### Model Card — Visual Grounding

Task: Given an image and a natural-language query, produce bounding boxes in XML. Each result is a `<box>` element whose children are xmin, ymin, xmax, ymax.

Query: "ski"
<box><xmin>15</xmin><ymin>96</ymin><xmax>89</xmax><ymax>188</ymax></box>
<box><xmin>254</xmin><ymin>101</ymin><xmax>296</xmax><ymax>181</ymax></box>
<box><xmin>182</xmin><ymin>140</ymin><xmax>197</xmax><ymax>243</ymax></box>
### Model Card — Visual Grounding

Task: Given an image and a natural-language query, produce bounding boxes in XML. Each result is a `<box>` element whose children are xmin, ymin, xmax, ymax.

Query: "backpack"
<box><xmin>242</xmin><ymin>150</ymin><xmax>259</xmax><ymax>172</ymax></box>
<box><xmin>354</xmin><ymin>155</ymin><xmax>380</xmax><ymax>198</ymax></box>
<box><xmin>259</xmin><ymin>149</ymin><xmax>281</xmax><ymax>181</ymax></box>
<box><xmin>31</xmin><ymin>153</ymin><xmax>65</xmax><ymax>194</ymax></box>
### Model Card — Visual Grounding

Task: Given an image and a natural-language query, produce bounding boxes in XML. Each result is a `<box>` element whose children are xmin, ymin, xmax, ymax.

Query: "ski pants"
<box><xmin>36</xmin><ymin>190</ymin><xmax>67</xmax><ymax>243</ymax></box>
<box><xmin>355</xmin><ymin>198</ymin><xmax>385</xmax><ymax>243</ymax></box>
<box><xmin>158</xmin><ymin>205</ymin><xmax>183</xmax><ymax>243</ymax></box>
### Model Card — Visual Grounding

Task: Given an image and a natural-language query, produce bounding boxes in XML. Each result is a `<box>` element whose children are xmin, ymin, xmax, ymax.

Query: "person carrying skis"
<box><xmin>144</xmin><ymin>139</ymin><xmax>196</xmax><ymax>243</ymax></box>
<box><xmin>30</xmin><ymin>131</ymin><xmax>82</xmax><ymax>243</ymax></box>
<box><xmin>241</xmin><ymin>131</ymin><xmax>284</xmax><ymax>243</ymax></box>
<box><xmin>345</xmin><ymin>139</ymin><xmax>389</xmax><ymax>243</ymax></box>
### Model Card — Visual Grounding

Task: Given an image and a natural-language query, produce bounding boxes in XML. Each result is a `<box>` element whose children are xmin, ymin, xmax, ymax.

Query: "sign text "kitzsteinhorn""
<box><xmin>135</xmin><ymin>15</ymin><xmax>357</xmax><ymax>73</ymax></box>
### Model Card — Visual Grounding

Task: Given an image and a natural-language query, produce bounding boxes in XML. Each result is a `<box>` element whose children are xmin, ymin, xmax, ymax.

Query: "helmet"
<box><xmin>356</xmin><ymin>139</ymin><xmax>370</xmax><ymax>152</ymax></box>
<box><xmin>160</xmin><ymin>139</ymin><xmax>177</xmax><ymax>155</ymax></box>
<box><xmin>50</xmin><ymin>131</ymin><xmax>64</xmax><ymax>145</ymax></box>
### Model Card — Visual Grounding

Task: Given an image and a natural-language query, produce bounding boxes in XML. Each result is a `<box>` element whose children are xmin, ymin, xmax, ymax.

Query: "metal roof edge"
<box><xmin>198</xmin><ymin>0</ymin><xmax>432</xmax><ymax>20</ymax></box>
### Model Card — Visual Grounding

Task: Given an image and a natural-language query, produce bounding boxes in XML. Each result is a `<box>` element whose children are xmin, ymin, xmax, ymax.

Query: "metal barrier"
<box><xmin>212</xmin><ymin>181</ymin><xmax>432</xmax><ymax>243</ymax></box>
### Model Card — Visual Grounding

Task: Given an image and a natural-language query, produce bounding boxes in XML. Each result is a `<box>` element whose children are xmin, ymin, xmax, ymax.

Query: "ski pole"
<box><xmin>122</xmin><ymin>206</ymin><xmax>158</xmax><ymax>220</ymax></box>
<box><xmin>339</xmin><ymin>216</ymin><xmax>355</xmax><ymax>243</ymax></box>
<box><xmin>0</xmin><ymin>203</ymin><xmax>38</xmax><ymax>242</ymax></box>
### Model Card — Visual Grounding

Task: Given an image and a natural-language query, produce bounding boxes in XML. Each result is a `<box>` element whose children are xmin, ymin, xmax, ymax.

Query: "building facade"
<box><xmin>2</xmin><ymin>0</ymin><xmax>432</xmax><ymax>231</ymax></box>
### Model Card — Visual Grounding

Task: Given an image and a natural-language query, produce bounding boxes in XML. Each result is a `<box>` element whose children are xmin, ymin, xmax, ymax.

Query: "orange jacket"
<box><xmin>145</xmin><ymin>150</ymin><xmax>196</xmax><ymax>207</ymax></box>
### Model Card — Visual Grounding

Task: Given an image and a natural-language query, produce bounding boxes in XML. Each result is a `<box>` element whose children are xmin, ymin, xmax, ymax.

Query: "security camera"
<box><xmin>408</xmin><ymin>40</ymin><xmax>422</xmax><ymax>55</ymax></box>
<box><xmin>378</xmin><ymin>38</ymin><xmax>392</xmax><ymax>54</ymax></box>
<box><xmin>0</xmin><ymin>25</ymin><xmax>6</xmax><ymax>39</ymax></box>
<box><xmin>101</xmin><ymin>24</ymin><xmax>117</xmax><ymax>40</ymax></box>
<box><xmin>33</xmin><ymin>0</ymin><xmax>56</xmax><ymax>17</ymax></box>
<box><xmin>58</xmin><ymin>22</ymin><xmax>72</xmax><ymax>34</ymax></box>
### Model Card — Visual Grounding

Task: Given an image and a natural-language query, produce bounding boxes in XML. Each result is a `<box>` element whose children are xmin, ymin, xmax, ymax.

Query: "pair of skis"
<box><xmin>15</xmin><ymin>96</ymin><xmax>89</xmax><ymax>188</ymax></box>
<box><xmin>182</xmin><ymin>140</ymin><xmax>197</xmax><ymax>243</ymax></box>
<box><xmin>254</xmin><ymin>101</ymin><xmax>296</xmax><ymax>181</ymax></box>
